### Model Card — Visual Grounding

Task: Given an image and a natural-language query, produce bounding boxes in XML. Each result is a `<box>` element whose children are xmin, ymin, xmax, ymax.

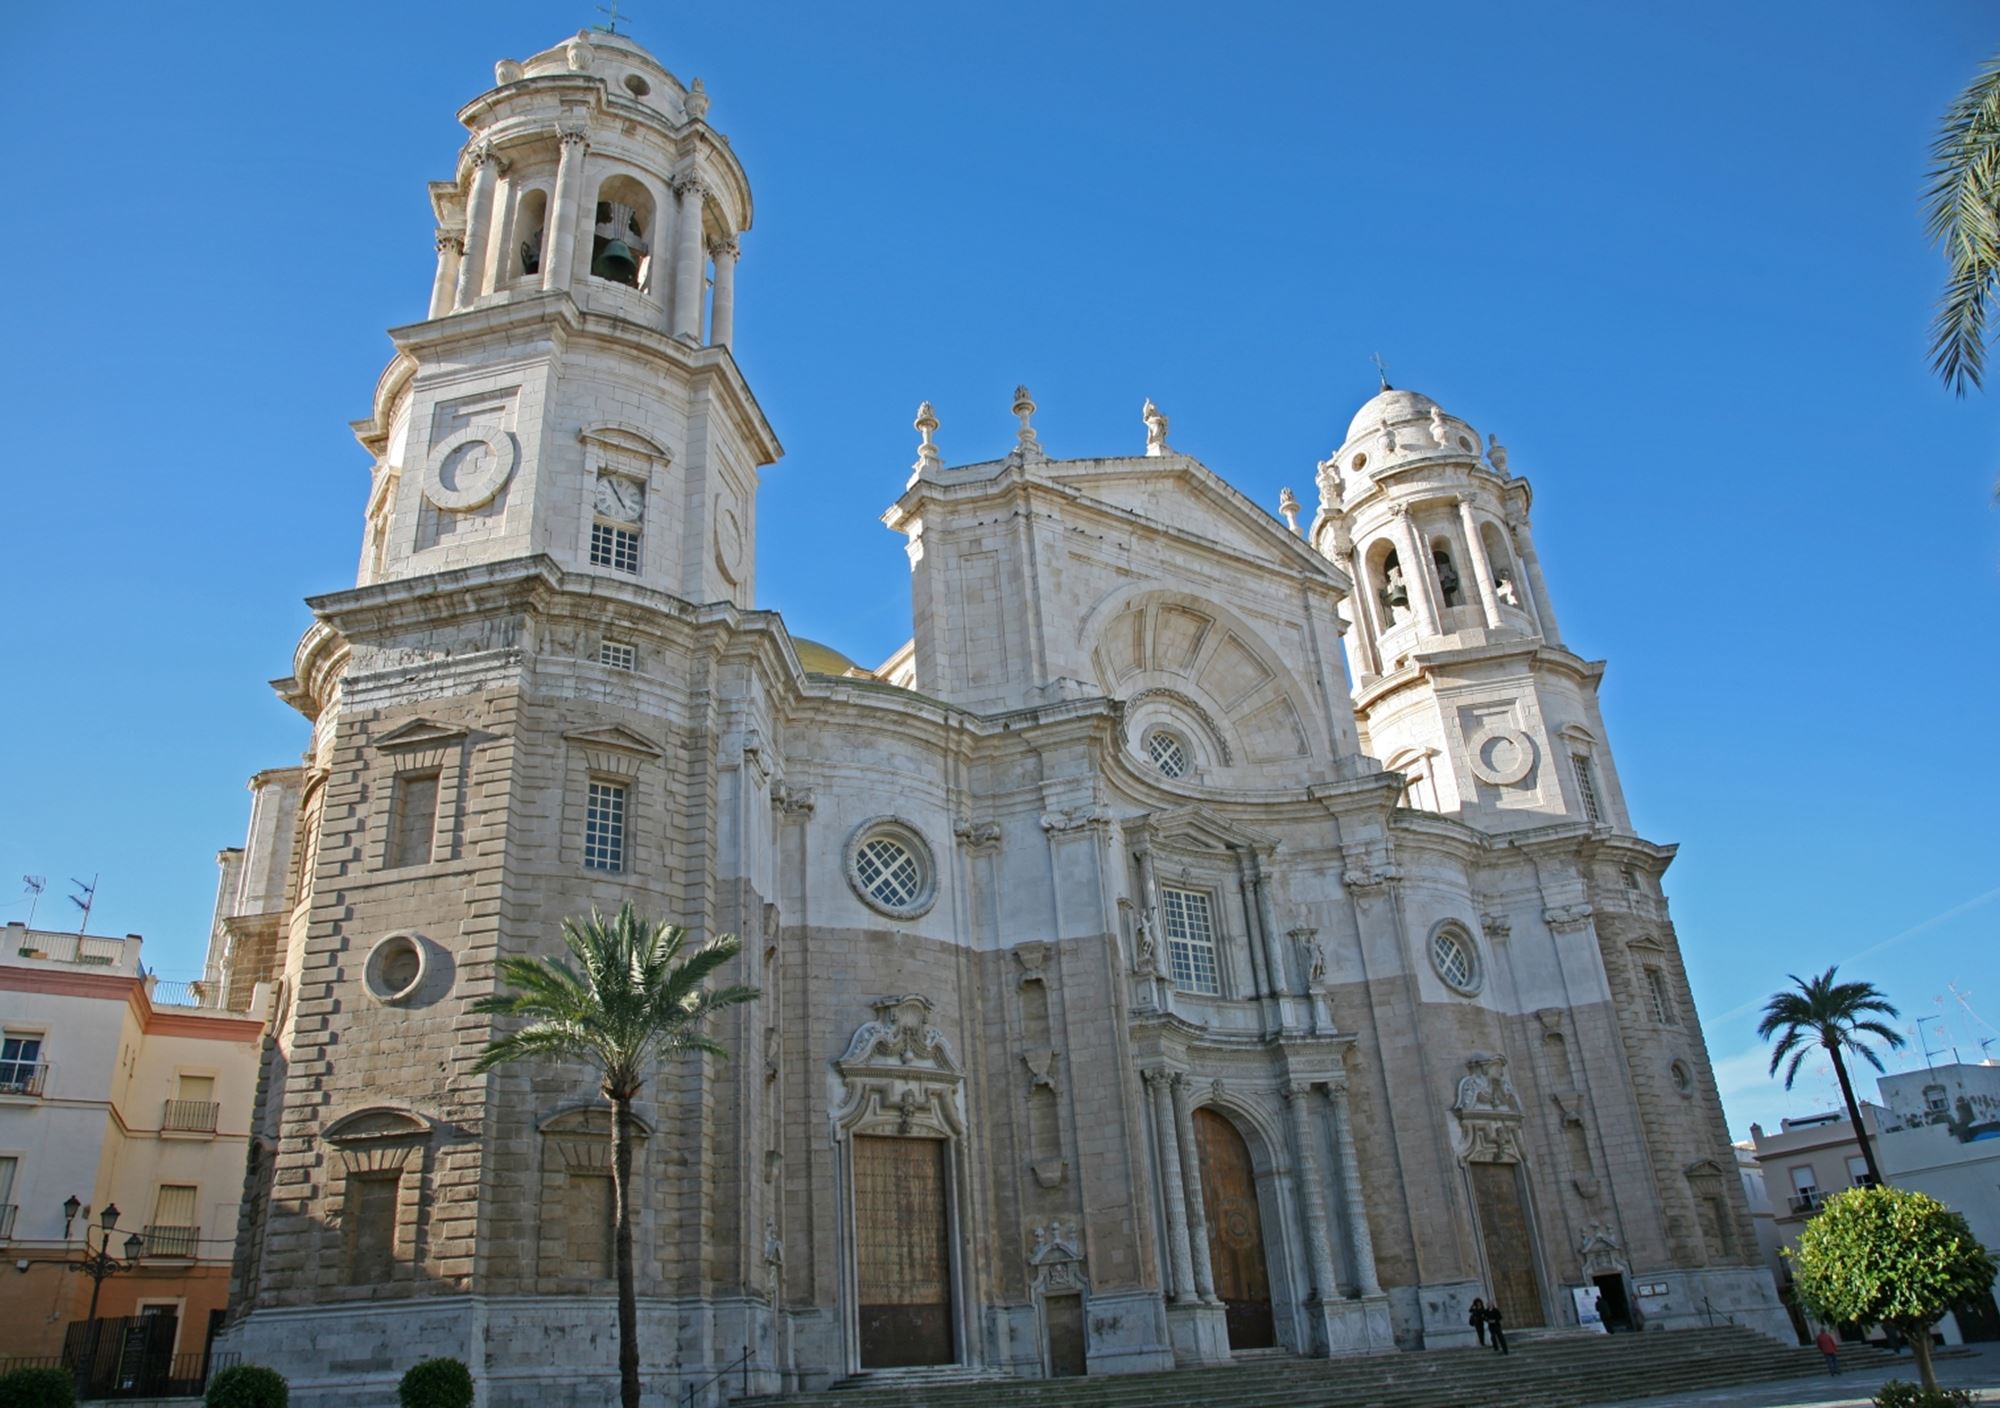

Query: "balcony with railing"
<box><xmin>0</xmin><ymin>1204</ymin><xmax>16</xmax><ymax>1240</ymax></box>
<box><xmin>162</xmin><ymin>1099</ymin><xmax>221</xmax><ymax>1134</ymax></box>
<box><xmin>142</xmin><ymin>1224</ymin><xmax>200</xmax><ymax>1259</ymax></box>
<box><xmin>0</xmin><ymin>1060</ymin><xmax>48</xmax><ymax>1098</ymax></box>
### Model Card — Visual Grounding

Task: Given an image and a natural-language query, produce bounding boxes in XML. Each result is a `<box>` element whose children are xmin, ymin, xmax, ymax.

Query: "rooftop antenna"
<box><xmin>68</xmin><ymin>875</ymin><xmax>96</xmax><ymax>936</ymax></box>
<box><xmin>594</xmin><ymin>1</ymin><xmax>629</xmax><ymax>34</ymax></box>
<box><xmin>20</xmin><ymin>876</ymin><xmax>45</xmax><ymax>928</ymax></box>
<box><xmin>1371</xmin><ymin>352</ymin><xmax>1393</xmax><ymax>392</ymax></box>
<box><xmin>1981</xmin><ymin>1038</ymin><xmax>1997</xmax><ymax>1063</ymax></box>
<box><xmin>1917</xmin><ymin>1014</ymin><xmax>1944</xmax><ymax>1072</ymax></box>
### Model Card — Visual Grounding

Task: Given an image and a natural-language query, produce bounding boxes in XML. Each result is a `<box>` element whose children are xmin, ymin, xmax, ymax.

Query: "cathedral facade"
<box><xmin>208</xmin><ymin>29</ymin><xmax>1787</xmax><ymax>1405</ymax></box>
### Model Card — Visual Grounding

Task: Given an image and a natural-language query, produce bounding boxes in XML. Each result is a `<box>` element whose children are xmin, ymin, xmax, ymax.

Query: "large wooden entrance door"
<box><xmin>1194</xmin><ymin>1108</ymin><xmax>1275</xmax><ymax>1349</ymax></box>
<box><xmin>854</xmin><ymin>1135</ymin><xmax>955</xmax><ymax>1367</ymax></box>
<box><xmin>1469</xmin><ymin>1161</ymin><xmax>1544</xmax><ymax>1329</ymax></box>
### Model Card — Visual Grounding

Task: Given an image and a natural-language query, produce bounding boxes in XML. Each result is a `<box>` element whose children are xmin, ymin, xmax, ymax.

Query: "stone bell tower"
<box><xmin>352</xmin><ymin>29</ymin><xmax>778</xmax><ymax>608</ymax></box>
<box><xmin>1309</xmin><ymin>384</ymin><xmax>1626</xmax><ymax>832</ymax></box>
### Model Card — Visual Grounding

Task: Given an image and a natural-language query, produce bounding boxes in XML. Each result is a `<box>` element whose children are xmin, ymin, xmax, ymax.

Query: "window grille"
<box><xmin>1160</xmin><ymin>887</ymin><xmax>1220</xmax><ymax>995</ymax></box>
<box><xmin>1644</xmin><ymin>965</ymin><xmax>1677</xmax><ymax>1024</ymax></box>
<box><xmin>590</xmin><ymin>521</ymin><xmax>641</xmax><ymax>574</ymax></box>
<box><xmin>1571</xmin><ymin>753</ymin><xmax>1603</xmax><ymax>823</ymax></box>
<box><xmin>584</xmin><ymin>781</ymin><xmax>628</xmax><ymax>872</ymax></box>
<box><xmin>600</xmin><ymin>641</ymin><xmax>636</xmax><ymax>670</ymax></box>
<box><xmin>855</xmin><ymin>836</ymin><xmax>922</xmax><ymax>910</ymax></box>
<box><xmin>0</xmin><ymin>1034</ymin><xmax>43</xmax><ymax>1096</ymax></box>
<box><xmin>1146</xmin><ymin>730</ymin><xmax>1189</xmax><ymax>779</ymax></box>
<box><xmin>1431</xmin><ymin>930</ymin><xmax>1477</xmax><ymax>991</ymax></box>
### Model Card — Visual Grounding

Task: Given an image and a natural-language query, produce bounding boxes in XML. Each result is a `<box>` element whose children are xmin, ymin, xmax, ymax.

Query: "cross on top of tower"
<box><xmin>594</xmin><ymin>1</ymin><xmax>631</xmax><ymax>35</ymax></box>
<box><xmin>1371</xmin><ymin>352</ymin><xmax>1393</xmax><ymax>392</ymax></box>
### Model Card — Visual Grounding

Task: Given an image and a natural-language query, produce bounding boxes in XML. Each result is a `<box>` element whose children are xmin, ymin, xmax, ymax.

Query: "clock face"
<box><xmin>594</xmin><ymin>474</ymin><xmax>645</xmax><ymax>523</ymax></box>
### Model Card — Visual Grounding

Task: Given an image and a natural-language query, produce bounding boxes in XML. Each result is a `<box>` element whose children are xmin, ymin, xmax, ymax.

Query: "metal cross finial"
<box><xmin>1371</xmin><ymin>352</ymin><xmax>1392</xmax><ymax>392</ymax></box>
<box><xmin>594</xmin><ymin>1</ymin><xmax>629</xmax><ymax>34</ymax></box>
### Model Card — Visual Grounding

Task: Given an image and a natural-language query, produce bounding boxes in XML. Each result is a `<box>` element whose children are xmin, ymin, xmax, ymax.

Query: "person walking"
<box><xmin>1468</xmin><ymin>1297</ymin><xmax>1488</xmax><ymax>1347</ymax></box>
<box><xmin>1488</xmin><ymin>1301</ymin><xmax>1509</xmax><ymax>1355</ymax></box>
<box><xmin>1815</xmin><ymin>1327</ymin><xmax>1841</xmax><ymax>1376</ymax></box>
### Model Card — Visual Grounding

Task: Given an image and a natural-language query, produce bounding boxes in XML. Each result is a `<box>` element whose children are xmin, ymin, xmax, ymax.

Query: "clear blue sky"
<box><xmin>1</xmin><ymin>3</ymin><xmax>1994</xmax><ymax>1141</ymax></box>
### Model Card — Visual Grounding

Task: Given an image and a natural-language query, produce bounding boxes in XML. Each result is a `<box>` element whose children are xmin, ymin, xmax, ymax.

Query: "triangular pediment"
<box><xmin>376</xmin><ymin>717</ymin><xmax>470</xmax><ymax>750</ymax></box>
<box><xmin>1135</xmin><ymin>804</ymin><xmax>1278</xmax><ymax>855</ymax></box>
<box><xmin>561</xmin><ymin>724</ymin><xmax>664</xmax><ymax>759</ymax></box>
<box><xmin>1044</xmin><ymin>456</ymin><xmax>1335</xmax><ymax>582</ymax></box>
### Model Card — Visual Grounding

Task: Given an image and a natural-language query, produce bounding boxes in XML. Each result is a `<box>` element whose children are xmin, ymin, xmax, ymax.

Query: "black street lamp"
<box><xmin>16</xmin><ymin>1196</ymin><xmax>147</xmax><ymax>1390</ymax></box>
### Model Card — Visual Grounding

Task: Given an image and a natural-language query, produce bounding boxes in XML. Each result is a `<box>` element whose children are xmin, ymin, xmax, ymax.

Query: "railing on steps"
<box><xmin>682</xmin><ymin>1344</ymin><xmax>752</xmax><ymax>1408</ymax></box>
<box><xmin>1698</xmin><ymin>1296</ymin><xmax>1735</xmax><ymax>1327</ymax></box>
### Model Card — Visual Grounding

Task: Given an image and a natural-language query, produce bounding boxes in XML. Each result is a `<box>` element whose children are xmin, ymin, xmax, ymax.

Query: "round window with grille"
<box><xmin>844</xmin><ymin>819</ymin><xmax>938</xmax><ymax>920</ymax></box>
<box><xmin>1428</xmin><ymin>926</ymin><xmax>1481</xmax><ymax>996</ymax></box>
<box><xmin>1146</xmin><ymin>729</ymin><xmax>1190</xmax><ymax>779</ymax></box>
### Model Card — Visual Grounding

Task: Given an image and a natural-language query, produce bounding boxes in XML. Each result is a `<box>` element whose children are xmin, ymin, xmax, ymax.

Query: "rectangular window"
<box><xmin>1160</xmin><ymin>887</ymin><xmax>1220</xmax><ymax>996</ymax></box>
<box><xmin>347</xmin><ymin>1173</ymin><xmax>399</xmax><ymax>1282</ymax></box>
<box><xmin>566</xmin><ymin>1172</ymin><xmax>615</xmax><ymax>1279</ymax></box>
<box><xmin>149</xmin><ymin>1184</ymin><xmax>198</xmax><ymax>1257</ymax></box>
<box><xmin>1846</xmin><ymin>1154</ymin><xmax>1874</xmax><ymax>1187</ymax></box>
<box><xmin>166</xmin><ymin>1073</ymin><xmax>218</xmax><ymax>1133</ymax></box>
<box><xmin>1644</xmin><ymin>966</ymin><xmax>1677</xmax><ymax>1024</ymax></box>
<box><xmin>0</xmin><ymin>1033</ymin><xmax>43</xmax><ymax>1095</ymax></box>
<box><xmin>389</xmin><ymin>770</ymin><xmax>441</xmax><ymax>868</ymax></box>
<box><xmin>0</xmin><ymin>1154</ymin><xmax>17</xmax><ymax>1235</ymax></box>
<box><xmin>584</xmin><ymin>781</ymin><xmax>628</xmax><ymax>872</ymax></box>
<box><xmin>590</xmin><ymin>521</ymin><xmax>641</xmax><ymax>574</ymax></box>
<box><xmin>599</xmin><ymin>641</ymin><xmax>636</xmax><ymax>671</ymax></box>
<box><xmin>1572</xmin><ymin>754</ymin><xmax>1603</xmax><ymax>824</ymax></box>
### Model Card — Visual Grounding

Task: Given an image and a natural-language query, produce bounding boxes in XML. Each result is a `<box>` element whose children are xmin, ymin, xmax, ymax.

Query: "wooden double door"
<box><xmin>854</xmin><ymin>1136</ymin><xmax>956</xmax><ymax>1367</ymax></box>
<box><xmin>1470</xmin><ymin>1161</ymin><xmax>1545</xmax><ymax>1329</ymax></box>
<box><xmin>1194</xmin><ymin>1108</ymin><xmax>1275</xmax><ymax>1349</ymax></box>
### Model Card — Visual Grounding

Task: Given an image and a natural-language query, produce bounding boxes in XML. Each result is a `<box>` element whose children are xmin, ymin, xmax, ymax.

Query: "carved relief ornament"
<box><xmin>832</xmin><ymin>994</ymin><xmax>963</xmax><ymax>1140</ymax></box>
<box><xmin>1452</xmin><ymin>1053</ymin><xmax>1527</xmax><ymax>1163</ymax></box>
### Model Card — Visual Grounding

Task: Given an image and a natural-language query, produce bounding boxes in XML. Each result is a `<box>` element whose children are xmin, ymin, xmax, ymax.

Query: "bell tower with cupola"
<box><xmin>1310</xmin><ymin>384</ymin><xmax>1628</xmax><ymax>833</ymax></box>
<box><xmin>350</xmin><ymin>29</ymin><xmax>778</xmax><ymax>609</ymax></box>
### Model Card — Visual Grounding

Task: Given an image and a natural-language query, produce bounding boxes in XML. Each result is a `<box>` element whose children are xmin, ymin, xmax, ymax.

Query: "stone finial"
<box><xmin>913</xmin><ymin>401</ymin><xmax>941</xmax><ymax>473</ymax></box>
<box><xmin>495</xmin><ymin>59</ymin><xmax>524</xmax><ymax>85</ymax></box>
<box><xmin>565</xmin><ymin>36</ymin><xmax>595</xmax><ymax>72</ymax></box>
<box><xmin>1487</xmin><ymin>433</ymin><xmax>1509</xmax><ymax>475</ymax></box>
<box><xmin>1142</xmin><ymin>398</ymin><xmax>1169</xmax><ymax>456</ymax></box>
<box><xmin>685</xmin><ymin>78</ymin><xmax>711</xmax><ymax>121</ymax></box>
<box><xmin>1012</xmin><ymin>385</ymin><xmax>1038</xmax><ymax>449</ymax></box>
<box><xmin>1278</xmin><ymin>488</ymin><xmax>1301</xmax><ymax>535</ymax></box>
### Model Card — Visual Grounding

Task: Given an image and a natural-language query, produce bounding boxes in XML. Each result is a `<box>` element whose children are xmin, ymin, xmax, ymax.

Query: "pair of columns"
<box><xmin>1142</xmin><ymin>1069</ymin><xmax>1379</xmax><ymax>1309</ymax></box>
<box><xmin>1353</xmin><ymin>497</ymin><xmax>1562</xmax><ymax>661</ymax></box>
<box><xmin>431</xmin><ymin>133</ymin><xmax>741</xmax><ymax>349</ymax></box>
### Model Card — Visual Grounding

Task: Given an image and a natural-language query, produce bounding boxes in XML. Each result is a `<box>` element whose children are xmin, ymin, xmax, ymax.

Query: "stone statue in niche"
<box><xmin>1133</xmin><ymin>911</ymin><xmax>1158</xmax><ymax>974</ymax></box>
<box><xmin>763</xmin><ymin>1215</ymin><xmax>784</xmax><ymax>1268</ymax></box>
<box><xmin>1143</xmin><ymin>398</ymin><xmax>1170</xmax><ymax>456</ymax></box>
<box><xmin>1380</xmin><ymin>420</ymin><xmax>1398</xmax><ymax>452</ymax></box>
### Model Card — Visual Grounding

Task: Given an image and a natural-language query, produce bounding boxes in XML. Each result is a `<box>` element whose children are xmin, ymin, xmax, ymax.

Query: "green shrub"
<box><xmin>205</xmin><ymin>1363</ymin><xmax>289</xmax><ymax>1408</ymax></box>
<box><xmin>0</xmin><ymin>1366</ymin><xmax>77</xmax><ymax>1408</ymax></box>
<box><xmin>398</xmin><ymin>1357</ymin><xmax>474</xmax><ymax>1408</ymax></box>
<box><xmin>1874</xmin><ymin>1381</ymin><xmax>1980</xmax><ymax>1408</ymax></box>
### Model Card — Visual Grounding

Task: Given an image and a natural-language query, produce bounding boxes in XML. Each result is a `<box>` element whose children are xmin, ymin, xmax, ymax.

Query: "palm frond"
<box><xmin>1927</xmin><ymin>52</ymin><xmax>2000</xmax><ymax>394</ymax></box>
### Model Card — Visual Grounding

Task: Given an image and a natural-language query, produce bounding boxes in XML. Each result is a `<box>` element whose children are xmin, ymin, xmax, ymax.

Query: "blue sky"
<box><xmin>0</xmin><ymin>2</ymin><xmax>1994</xmax><ymax>1141</ymax></box>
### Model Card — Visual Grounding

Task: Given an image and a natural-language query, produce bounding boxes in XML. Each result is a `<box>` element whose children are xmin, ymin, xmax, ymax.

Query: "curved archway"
<box><xmin>1193</xmin><ymin>1106</ymin><xmax>1276</xmax><ymax>1349</ymax></box>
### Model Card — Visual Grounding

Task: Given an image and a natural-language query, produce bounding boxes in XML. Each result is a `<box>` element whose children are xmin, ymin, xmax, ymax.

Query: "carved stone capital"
<box><xmin>1543</xmin><ymin>903</ymin><xmax>1595</xmax><ymax>933</ymax></box>
<box><xmin>771</xmin><ymin>782</ymin><xmax>816</xmax><ymax>819</ymax></box>
<box><xmin>1040</xmin><ymin>804</ymin><xmax>1110</xmax><ymax>835</ymax></box>
<box><xmin>1480</xmin><ymin>910</ymin><xmax>1513</xmax><ymax>940</ymax></box>
<box><xmin>1281</xmin><ymin>1081</ymin><xmax>1312</xmax><ymax>1103</ymax></box>
<box><xmin>435</xmin><ymin>228</ymin><xmax>465</xmax><ymax>254</ymax></box>
<box><xmin>707</xmin><ymin>232</ymin><xmax>740</xmax><ymax>260</ymax></box>
<box><xmin>556</xmin><ymin>122</ymin><xmax>590</xmax><ymax>148</ymax></box>
<box><xmin>1341</xmin><ymin>844</ymin><xmax>1399</xmax><ymax>893</ymax></box>
<box><xmin>673</xmin><ymin>173</ymin><xmax>709</xmax><ymax>201</ymax></box>
<box><xmin>953</xmin><ymin>816</ymin><xmax>1001</xmax><ymax>851</ymax></box>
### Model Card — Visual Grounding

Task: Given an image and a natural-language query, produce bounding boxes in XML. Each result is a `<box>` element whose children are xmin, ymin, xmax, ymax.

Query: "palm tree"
<box><xmin>473</xmin><ymin>903</ymin><xmax>757</xmax><ymax>1408</ymax></box>
<box><xmin>1757</xmin><ymin>966</ymin><xmax>1905</xmax><ymax>1187</ymax></box>
<box><xmin>1927</xmin><ymin>51</ymin><xmax>2000</xmax><ymax>395</ymax></box>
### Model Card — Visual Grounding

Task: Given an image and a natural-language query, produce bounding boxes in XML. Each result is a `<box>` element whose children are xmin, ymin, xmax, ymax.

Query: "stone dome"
<box><xmin>1343</xmin><ymin>388</ymin><xmax>1438</xmax><ymax>447</ymax></box>
<box><xmin>793</xmin><ymin>636</ymin><xmax>864</xmax><ymax>676</ymax></box>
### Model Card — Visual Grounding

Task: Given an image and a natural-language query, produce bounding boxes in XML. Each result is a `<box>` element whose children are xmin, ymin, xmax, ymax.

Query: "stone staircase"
<box><xmin>736</xmin><ymin>1325</ymin><xmax>1904</xmax><ymax>1408</ymax></box>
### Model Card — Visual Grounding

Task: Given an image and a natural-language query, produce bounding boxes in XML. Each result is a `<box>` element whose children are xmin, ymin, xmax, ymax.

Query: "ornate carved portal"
<box><xmin>1194</xmin><ymin>1108</ymin><xmax>1275</xmax><ymax>1349</ymax></box>
<box><xmin>1451</xmin><ymin>1055</ymin><xmax>1546</xmax><ymax>1329</ymax></box>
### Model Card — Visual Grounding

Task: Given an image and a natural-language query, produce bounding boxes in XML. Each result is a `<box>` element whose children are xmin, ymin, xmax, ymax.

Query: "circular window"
<box><xmin>845</xmin><ymin>819</ymin><xmax>938</xmax><ymax>920</ymax></box>
<box><xmin>1429</xmin><ymin>926</ymin><xmax>1481</xmax><ymax>995</ymax></box>
<box><xmin>364</xmin><ymin>933</ymin><xmax>427</xmax><ymax>1005</ymax></box>
<box><xmin>623</xmin><ymin>73</ymin><xmax>652</xmax><ymax>97</ymax></box>
<box><xmin>1671</xmin><ymin>1060</ymin><xmax>1694</xmax><ymax>1097</ymax></box>
<box><xmin>1350</xmin><ymin>452</ymin><xmax>1369</xmax><ymax>472</ymax></box>
<box><xmin>1146</xmin><ymin>729</ymin><xmax>1190</xmax><ymax>779</ymax></box>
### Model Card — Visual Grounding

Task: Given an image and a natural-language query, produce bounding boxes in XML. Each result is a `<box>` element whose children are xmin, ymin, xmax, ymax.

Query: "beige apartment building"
<box><xmin>0</xmin><ymin>924</ymin><xmax>267</xmax><ymax>1365</ymax></box>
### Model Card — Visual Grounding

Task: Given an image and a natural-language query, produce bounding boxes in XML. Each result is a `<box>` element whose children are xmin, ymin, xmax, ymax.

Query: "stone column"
<box><xmin>1391</xmin><ymin>505</ymin><xmax>1443</xmax><ymax>637</ymax></box>
<box><xmin>1457</xmin><ymin>497</ymin><xmax>1503</xmax><ymax>628</ymax></box>
<box><xmin>429</xmin><ymin>229</ymin><xmax>463</xmax><ymax>318</ymax></box>
<box><xmin>1236</xmin><ymin>855</ymin><xmax>1268</xmax><ymax>999</ymax></box>
<box><xmin>489</xmin><ymin>173</ymin><xmax>519</xmax><ymax>291</ymax></box>
<box><xmin>1337</xmin><ymin>548</ymin><xmax>1382</xmax><ymax>678</ymax></box>
<box><xmin>542</xmin><ymin>127</ymin><xmax>589</xmax><ymax>294</ymax></box>
<box><xmin>1145</xmin><ymin>1069</ymin><xmax>1196</xmax><ymax>1301</ymax></box>
<box><xmin>1170</xmin><ymin>1074</ymin><xmax>1218</xmax><ymax>1302</ymax></box>
<box><xmin>1325</xmin><ymin>1082</ymin><xmax>1381</xmax><ymax>1295</ymax></box>
<box><xmin>1251</xmin><ymin>861</ymin><xmax>1287</xmax><ymax>993</ymax></box>
<box><xmin>1285</xmin><ymin>1084</ymin><xmax>1341</xmax><ymax>1300</ymax></box>
<box><xmin>708</xmin><ymin>234</ymin><xmax>738</xmax><ymax>347</ymax></box>
<box><xmin>671</xmin><ymin>176</ymin><xmax>708</xmax><ymax>342</ymax></box>
<box><xmin>1509</xmin><ymin>516</ymin><xmax>1563</xmax><ymax>646</ymax></box>
<box><xmin>454</xmin><ymin>144</ymin><xmax>500</xmax><ymax>309</ymax></box>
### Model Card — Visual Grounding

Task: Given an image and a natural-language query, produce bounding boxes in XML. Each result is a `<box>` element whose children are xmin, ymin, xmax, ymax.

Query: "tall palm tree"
<box><xmin>1757</xmin><ymin>966</ymin><xmax>1905</xmax><ymax>1188</ymax></box>
<box><xmin>1927</xmin><ymin>51</ymin><xmax>2000</xmax><ymax>395</ymax></box>
<box><xmin>473</xmin><ymin>904</ymin><xmax>757</xmax><ymax>1408</ymax></box>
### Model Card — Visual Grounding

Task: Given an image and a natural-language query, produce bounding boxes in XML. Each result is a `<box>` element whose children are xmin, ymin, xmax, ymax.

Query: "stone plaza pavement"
<box><xmin>1603</xmin><ymin>1343</ymin><xmax>1999</xmax><ymax>1408</ymax></box>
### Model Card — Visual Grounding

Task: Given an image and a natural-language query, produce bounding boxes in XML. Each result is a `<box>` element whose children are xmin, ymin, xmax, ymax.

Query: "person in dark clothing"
<box><xmin>1487</xmin><ymin>1302</ymin><xmax>1509</xmax><ymax>1354</ymax></box>
<box><xmin>1468</xmin><ymin>1297</ymin><xmax>1488</xmax><ymax>1346</ymax></box>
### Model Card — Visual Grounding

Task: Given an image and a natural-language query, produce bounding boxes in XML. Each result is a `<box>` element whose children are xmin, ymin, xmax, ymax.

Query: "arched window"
<box><xmin>513</xmin><ymin>187</ymin><xmax>549</xmax><ymax>279</ymax></box>
<box><xmin>590</xmin><ymin>175</ymin><xmax>655</xmax><ymax>289</ymax></box>
<box><xmin>1367</xmin><ymin>539</ymin><xmax>1408</xmax><ymax>625</ymax></box>
<box><xmin>1431</xmin><ymin>536</ymin><xmax>1464</xmax><ymax>609</ymax></box>
<box><xmin>1480</xmin><ymin>521</ymin><xmax>1521</xmax><ymax>609</ymax></box>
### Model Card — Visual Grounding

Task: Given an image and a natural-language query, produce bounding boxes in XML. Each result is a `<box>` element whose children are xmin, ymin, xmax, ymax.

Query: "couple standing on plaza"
<box><xmin>1469</xmin><ymin>1297</ymin><xmax>1510</xmax><ymax>1354</ymax></box>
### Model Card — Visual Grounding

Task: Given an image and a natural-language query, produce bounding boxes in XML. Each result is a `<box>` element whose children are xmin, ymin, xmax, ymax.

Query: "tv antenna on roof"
<box><xmin>20</xmin><ymin>876</ymin><xmax>45</xmax><ymax>928</ymax></box>
<box><xmin>69</xmin><ymin>875</ymin><xmax>96</xmax><ymax>935</ymax></box>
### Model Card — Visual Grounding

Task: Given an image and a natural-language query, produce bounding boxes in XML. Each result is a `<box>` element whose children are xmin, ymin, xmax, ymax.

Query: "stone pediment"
<box><xmin>1452</xmin><ymin>1054</ymin><xmax>1527</xmax><ymax>1163</ymax></box>
<box><xmin>578</xmin><ymin>421</ymin><xmax>674</xmax><ymax>465</ymax></box>
<box><xmin>1134</xmin><ymin>804</ymin><xmax>1279</xmax><ymax>857</ymax></box>
<box><xmin>563</xmin><ymin>724</ymin><xmax>665</xmax><ymax>759</ymax></box>
<box><xmin>376</xmin><ymin>718</ymin><xmax>470</xmax><ymax>751</ymax></box>
<box><xmin>1045</xmin><ymin>457</ymin><xmax>1333</xmax><ymax>581</ymax></box>
<box><xmin>832</xmin><ymin>994</ymin><xmax>964</xmax><ymax>1140</ymax></box>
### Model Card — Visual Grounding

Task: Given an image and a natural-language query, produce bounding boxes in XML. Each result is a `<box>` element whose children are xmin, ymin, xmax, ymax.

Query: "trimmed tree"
<box><xmin>1757</xmin><ymin>966</ymin><xmax>1904</xmax><ymax>1185</ymax></box>
<box><xmin>473</xmin><ymin>904</ymin><xmax>757</xmax><ymax>1408</ymax></box>
<box><xmin>1788</xmin><ymin>1185</ymin><xmax>1996</xmax><ymax>1393</ymax></box>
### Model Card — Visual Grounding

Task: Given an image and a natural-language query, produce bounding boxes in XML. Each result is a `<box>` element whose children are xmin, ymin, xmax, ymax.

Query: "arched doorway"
<box><xmin>1194</xmin><ymin>1108</ymin><xmax>1275</xmax><ymax>1349</ymax></box>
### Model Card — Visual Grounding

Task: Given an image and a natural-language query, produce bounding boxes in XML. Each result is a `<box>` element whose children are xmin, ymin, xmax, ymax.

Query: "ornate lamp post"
<box><xmin>15</xmin><ymin>1196</ymin><xmax>146</xmax><ymax>1389</ymax></box>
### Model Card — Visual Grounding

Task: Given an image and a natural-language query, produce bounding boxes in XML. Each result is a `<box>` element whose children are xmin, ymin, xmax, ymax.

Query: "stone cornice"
<box><xmin>1353</xmin><ymin>640</ymin><xmax>1605</xmax><ymax>713</ymax></box>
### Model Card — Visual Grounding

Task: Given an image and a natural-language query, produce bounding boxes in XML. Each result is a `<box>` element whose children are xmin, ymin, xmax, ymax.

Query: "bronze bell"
<box><xmin>592</xmin><ymin>239</ymin><xmax>640</xmax><ymax>285</ymax></box>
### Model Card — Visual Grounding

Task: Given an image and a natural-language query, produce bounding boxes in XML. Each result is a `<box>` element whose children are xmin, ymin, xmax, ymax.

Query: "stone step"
<box><xmin>732</xmin><ymin>1326</ymin><xmax>1902</xmax><ymax>1408</ymax></box>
